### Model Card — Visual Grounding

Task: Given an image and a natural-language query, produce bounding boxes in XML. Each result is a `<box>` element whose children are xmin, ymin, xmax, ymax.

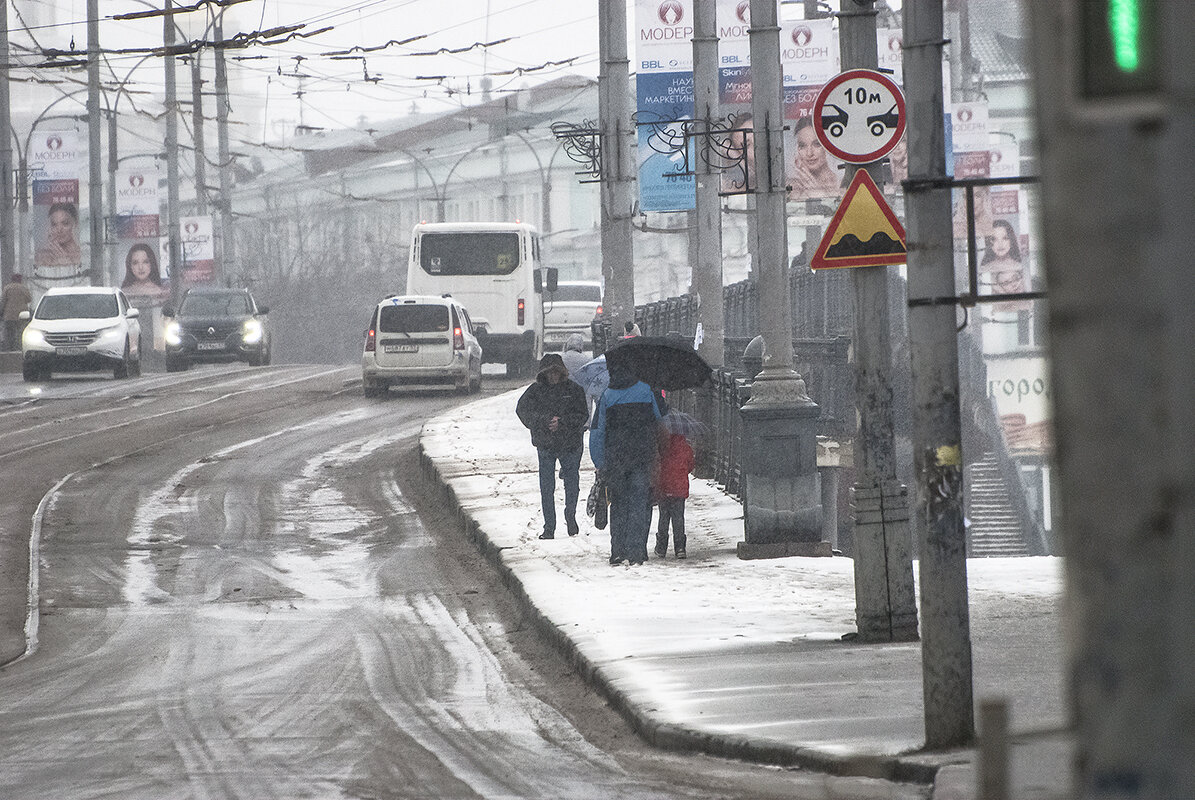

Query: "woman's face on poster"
<box><xmin>129</xmin><ymin>248</ymin><xmax>154</xmax><ymax>281</ymax></box>
<box><xmin>796</xmin><ymin>124</ymin><xmax>827</xmax><ymax>171</ymax></box>
<box><xmin>49</xmin><ymin>209</ymin><xmax>75</xmax><ymax>243</ymax></box>
<box><xmin>990</xmin><ymin>223</ymin><xmax>1013</xmax><ymax>259</ymax></box>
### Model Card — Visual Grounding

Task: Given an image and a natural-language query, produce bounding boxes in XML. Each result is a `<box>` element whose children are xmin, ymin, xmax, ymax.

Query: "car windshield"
<box><xmin>36</xmin><ymin>293</ymin><xmax>119</xmax><ymax>320</ymax></box>
<box><xmin>180</xmin><ymin>293</ymin><xmax>251</xmax><ymax>316</ymax></box>
<box><xmin>549</xmin><ymin>284</ymin><xmax>601</xmax><ymax>303</ymax></box>
<box><xmin>379</xmin><ymin>304</ymin><xmax>449</xmax><ymax>333</ymax></box>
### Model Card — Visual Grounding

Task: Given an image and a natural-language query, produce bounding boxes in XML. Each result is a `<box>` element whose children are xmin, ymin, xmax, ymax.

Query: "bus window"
<box><xmin>420</xmin><ymin>232</ymin><xmax>521</xmax><ymax>276</ymax></box>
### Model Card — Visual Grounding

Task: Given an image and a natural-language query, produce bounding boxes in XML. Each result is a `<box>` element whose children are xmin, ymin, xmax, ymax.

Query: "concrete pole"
<box><xmin>597</xmin><ymin>0</ymin><xmax>635</xmax><ymax>335</ymax></box>
<box><xmin>692</xmin><ymin>0</ymin><xmax>724</xmax><ymax>369</ymax></box>
<box><xmin>838</xmin><ymin>4</ymin><xmax>918</xmax><ymax>643</ymax></box>
<box><xmin>736</xmin><ymin>0</ymin><xmax>822</xmax><ymax>557</ymax></box>
<box><xmin>903</xmin><ymin>0</ymin><xmax>974</xmax><ymax>749</ymax></box>
<box><xmin>190</xmin><ymin>53</ymin><xmax>207</xmax><ymax>212</ymax></box>
<box><xmin>86</xmin><ymin>0</ymin><xmax>104</xmax><ymax>285</ymax></box>
<box><xmin>106</xmin><ymin>111</ymin><xmax>118</xmax><ymax>287</ymax></box>
<box><xmin>0</xmin><ymin>1</ymin><xmax>13</xmax><ymax>285</ymax></box>
<box><xmin>214</xmin><ymin>7</ymin><xmax>236</xmax><ymax>282</ymax></box>
<box><xmin>1026</xmin><ymin>1</ymin><xmax>1195</xmax><ymax>796</ymax></box>
<box><xmin>164</xmin><ymin>0</ymin><xmax>184</xmax><ymax>306</ymax></box>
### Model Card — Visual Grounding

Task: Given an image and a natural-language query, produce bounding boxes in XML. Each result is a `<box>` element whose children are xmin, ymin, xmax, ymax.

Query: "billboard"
<box><xmin>115</xmin><ymin>170</ymin><xmax>168</xmax><ymax>304</ymax></box>
<box><xmin>30</xmin><ymin>131</ymin><xmax>83</xmax><ymax>273</ymax></box>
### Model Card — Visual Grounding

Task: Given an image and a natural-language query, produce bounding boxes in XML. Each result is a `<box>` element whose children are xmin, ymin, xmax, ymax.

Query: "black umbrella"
<box><xmin>603</xmin><ymin>335</ymin><xmax>712</xmax><ymax>391</ymax></box>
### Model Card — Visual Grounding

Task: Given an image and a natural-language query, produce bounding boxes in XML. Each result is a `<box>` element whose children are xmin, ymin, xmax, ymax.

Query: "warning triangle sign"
<box><xmin>810</xmin><ymin>169</ymin><xmax>907</xmax><ymax>270</ymax></box>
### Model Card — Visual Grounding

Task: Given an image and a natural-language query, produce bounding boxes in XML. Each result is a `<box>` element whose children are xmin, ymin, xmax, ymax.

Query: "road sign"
<box><xmin>813</xmin><ymin>69</ymin><xmax>907</xmax><ymax>164</ymax></box>
<box><xmin>810</xmin><ymin>169</ymin><xmax>907</xmax><ymax>270</ymax></box>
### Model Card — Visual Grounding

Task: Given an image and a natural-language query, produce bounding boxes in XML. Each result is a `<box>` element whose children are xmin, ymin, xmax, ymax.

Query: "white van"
<box><xmin>405</xmin><ymin>222</ymin><xmax>557</xmax><ymax>376</ymax></box>
<box><xmin>361</xmin><ymin>294</ymin><xmax>483</xmax><ymax>397</ymax></box>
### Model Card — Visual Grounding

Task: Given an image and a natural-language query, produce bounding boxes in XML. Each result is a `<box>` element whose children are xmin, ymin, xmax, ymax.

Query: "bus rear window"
<box><xmin>420</xmin><ymin>232</ymin><xmax>521</xmax><ymax>276</ymax></box>
<box><xmin>379</xmin><ymin>304</ymin><xmax>450</xmax><ymax>333</ymax></box>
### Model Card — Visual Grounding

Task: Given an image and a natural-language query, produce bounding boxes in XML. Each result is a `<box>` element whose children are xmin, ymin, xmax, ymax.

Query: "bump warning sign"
<box><xmin>810</xmin><ymin>169</ymin><xmax>907</xmax><ymax>270</ymax></box>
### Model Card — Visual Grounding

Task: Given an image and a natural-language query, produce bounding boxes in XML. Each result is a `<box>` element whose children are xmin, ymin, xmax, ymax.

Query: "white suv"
<box><xmin>20</xmin><ymin>286</ymin><xmax>143</xmax><ymax>382</ymax></box>
<box><xmin>361</xmin><ymin>294</ymin><xmax>483</xmax><ymax>397</ymax></box>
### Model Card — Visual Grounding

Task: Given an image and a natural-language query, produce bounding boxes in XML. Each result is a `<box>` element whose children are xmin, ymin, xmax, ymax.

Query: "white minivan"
<box><xmin>361</xmin><ymin>294</ymin><xmax>483</xmax><ymax>397</ymax></box>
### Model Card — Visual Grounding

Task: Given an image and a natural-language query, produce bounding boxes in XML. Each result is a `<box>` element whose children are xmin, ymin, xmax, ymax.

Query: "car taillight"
<box><xmin>453</xmin><ymin>326</ymin><xmax>465</xmax><ymax>350</ymax></box>
<box><xmin>365</xmin><ymin>327</ymin><xmax>376</xmax><ymax>352</ymax></box>
<box><xmin>517</xmin><ymin>298</ymin><xmax>525</xmax><ymax>326</ymax></box>
<box><xmin>595</xmin><ymin>305</ymin><xmax>603</xmax><ymax>316</ymax></box>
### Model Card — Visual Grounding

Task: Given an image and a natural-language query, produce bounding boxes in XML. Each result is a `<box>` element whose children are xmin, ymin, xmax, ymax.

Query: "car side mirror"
<box><xmin>161</xmin><ymin>306</ymin><xmax>174</xmax><ymax>317</ymax></box>
<box><xmin>546</xmin><ymin>267</ymin><xmax>558</xmax><ymax>293</ymax></box>
<box><xmin>257</xmin><ymin>305</ymin><xmax>269</xmax><ymax>315</ymax></box>
<box><xmin>534</xmin><ymin>271</ymin><xmax>543</xmax><ymax>293</ymax></box>
<box><xmin>126</xmin><ymin>308</ymin><xmax>140</xmax><ymax>319</ymax></box>
<box><xmin>18</xmin><ymin>310</ymin><xmax>30</xmax><ymax>321</ymax></box>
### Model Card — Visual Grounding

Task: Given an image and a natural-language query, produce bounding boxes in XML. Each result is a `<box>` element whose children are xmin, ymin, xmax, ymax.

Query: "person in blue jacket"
<box><xmin>589</xmin><ymin>361</ymin><xmax>662</xmax><ymax>565</ymax></box>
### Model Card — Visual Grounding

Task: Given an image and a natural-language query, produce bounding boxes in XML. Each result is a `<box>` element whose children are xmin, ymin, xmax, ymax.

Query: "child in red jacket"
<box><xmin>653</xmin><ymin>416</ymin><xmax>696</xmax><ymax>559</ymax></box>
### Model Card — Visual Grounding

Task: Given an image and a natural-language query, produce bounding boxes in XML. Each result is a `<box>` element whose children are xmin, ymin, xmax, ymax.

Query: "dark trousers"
<box><xmin>655</xmin><ymin>497</ymin><xmax>687</xmax><ymax>554</ymax></box>
<box><xmin>607</xmin><ymin>463</ymin><xmax>650</xmax><ymax>563</ymax></box>
<box><xmin>537</xmin><ymin>447</ymin><xmax>581</xmax><ymax>533</ymax></box>
<box><xmin>3</xmin><ymin>320</ymin><xmax>21</xmax><ymax>352</ymax></box>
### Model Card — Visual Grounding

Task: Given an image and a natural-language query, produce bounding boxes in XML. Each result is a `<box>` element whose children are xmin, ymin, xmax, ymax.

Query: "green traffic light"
<box><xmin>1109</xmin><ymin>0</ymin><xmax>1142</xmax><ymax>72</ymax></box>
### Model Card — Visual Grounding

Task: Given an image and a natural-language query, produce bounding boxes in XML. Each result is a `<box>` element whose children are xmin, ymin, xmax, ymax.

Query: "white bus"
<box><xmin>406</xmin><ymin>222</ymin><xmax>557</xmax><ymax>375</ymax></box>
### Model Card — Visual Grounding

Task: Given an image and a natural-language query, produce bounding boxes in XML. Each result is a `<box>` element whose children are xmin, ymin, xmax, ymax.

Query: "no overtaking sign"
<box><xmin>813</xmin><ymin>69</ymin><xmax>906</xmax><ymax>164</ymax></box>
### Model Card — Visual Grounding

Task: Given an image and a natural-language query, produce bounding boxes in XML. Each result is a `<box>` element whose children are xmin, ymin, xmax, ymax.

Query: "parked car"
<box><xmin>20</xmin><ymin>286</ymin><xmax>142</xmax><ymax>382</ymax></box>
<box><xmin>361</xmin><ymin>294</ymin><xmax>483</xmax><ymax>397</ymax></box>
<box><xmin>163</xmin><ymin>287</ymin><xmax>271</xmax><ymax>371</ymax></box>
<box><xmin>542</xmin><ymin>280</ymin><xmax>602</xmax><ymax>353</ymax></box>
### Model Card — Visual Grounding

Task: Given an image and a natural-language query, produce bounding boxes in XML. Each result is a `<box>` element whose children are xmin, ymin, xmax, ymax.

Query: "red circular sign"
<box><xmin>812</xmin><ymin>69</ymin><xmax>906</xmax><ymax>164</ymax></box>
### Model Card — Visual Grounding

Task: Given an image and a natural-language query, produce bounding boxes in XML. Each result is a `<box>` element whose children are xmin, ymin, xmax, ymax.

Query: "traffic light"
<box><xmin>1079</xmin><ymin>0</ymin><xmax>1160</xmax><ymax>100</ymax></box>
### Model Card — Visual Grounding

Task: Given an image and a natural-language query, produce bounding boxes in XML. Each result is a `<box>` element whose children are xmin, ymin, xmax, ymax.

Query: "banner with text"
<box><xmin>181</xmin><ymin>216</ymin><xmax>216</xmax><ymax>284</ymax></box>
<box><xmin>30</xmin><ymin>131</ymin><xmax>83</xmax><ymax>273</ymax></box>
<box><xmin>115</xmin><ymin>169</ymin><xmax>168</xmax><ymax>303</ymax></box>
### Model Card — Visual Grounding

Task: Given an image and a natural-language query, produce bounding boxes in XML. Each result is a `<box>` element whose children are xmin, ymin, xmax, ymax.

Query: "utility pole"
<box><xmin>106</xmin><ymin>110</ymin><xmax>118</xmax><ymax>287</ymax></box>
<box><xmin>692</xmin><ymin>0</ymin><xmax>724</xmax><ymax>369</ymax></box>
<box><xmin>1027</xmin><ymin>1</ymin><xmax>1193</xmax><ymax>796</ymax></box>
<box><xmin>903</xmin><ymin>0</ymin><xmax>974</xmax><ymax>749</ymax></box>
<box><xmin>86</xmin><ymin>0</ymin><xmax>104</xmax><ymax>285</ymax></box>
<box><xmin>597</xmin><ymin>0</ymin><xmax>635</xmax><ymax>333</ymax></box>
<box><xmin>164</xmin><ymin>0</ymin><xmax>184</xmax><ymax>306</ymax></box>
<box><xmin>737</xmin><ymin>0</ymin><xmax>822</xmax><ymax>558</ymax></box>
<box><xmin>838</xmin><ymin>4</ymin><xmax>918</xmax><ymax>643</ymax></box>
<box><xmin>189</xmin><ymin>53</ymin><xmax>207</xmax><ymax>212</ymax></box>
<box><xmin>213</xmin><ymin>10</ymin><xmax>234</xmax><ymax>285</ymax></box>
<box><xmin>0</xmin><ymin>0</ymin><xmax>13</xmax><ymax>285</ymax></box>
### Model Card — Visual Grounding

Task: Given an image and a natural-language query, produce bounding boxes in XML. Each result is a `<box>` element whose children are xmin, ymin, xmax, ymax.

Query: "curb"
<box><xmin>417</xmin><ymin>434</ymin><xmax>941</xmax><ymax>788</ymax></box>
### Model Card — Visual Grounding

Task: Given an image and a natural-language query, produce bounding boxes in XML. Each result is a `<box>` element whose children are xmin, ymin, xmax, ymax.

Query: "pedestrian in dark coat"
<box><xmin>517</xmin><ymin>353</ymin><xmax>590</xmax><ymax>539</ymax></box>
<box><xmin>0</xmin><ymin>274</ymin><xmax>32</xmax><ymax>352</ymax></box>
<box><xmin>589</xmin><ymin>362</ymin><xmax>662</xmax><ymax>565</ymax></box>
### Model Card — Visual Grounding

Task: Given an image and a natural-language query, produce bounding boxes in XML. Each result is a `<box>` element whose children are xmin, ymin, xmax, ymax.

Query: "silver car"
<box><xmin>361</xmin><ymin>294</ymin><xmax>483</xmax><ymax>397</ymax></box>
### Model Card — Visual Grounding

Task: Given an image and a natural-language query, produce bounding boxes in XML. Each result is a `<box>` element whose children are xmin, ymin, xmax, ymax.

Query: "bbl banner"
<box><xmin>635</xmin><ymin>0</ymin><xmax>696</xmax><ymax>212</ymax></box>
<box><xmin>30</xmin><ymin>131</ymin><xmax>83</xmax><ymax>271</ymax></box>
<box><xmin>115</xmin><ymin>169</ymin><xmax>168</xmax><ymax>303</ymax></box>
<box><xmin>180</xmin><ymin>216</ymin><xmax>215</xmax><ymax>284</ymax></box>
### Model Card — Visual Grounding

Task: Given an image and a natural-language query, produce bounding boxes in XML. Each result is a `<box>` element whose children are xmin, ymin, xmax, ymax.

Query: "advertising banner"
<box><xmin>30</xmin><ymin>131</ymin><xmax>83</xmax><ymax>272</ymax></box>
<box><xmin>636</xmin><ymin>0</ymin><xmax>697</xmax><ymax>212</ymax></box>
<box><xmin>180</xmin><ymin>216</ymin><xmax>216</xmax><ymax>284</ymax></box>
<box><xmin>115</xmin><ymin>169</ymin><xmax>168</xmax><ymax>303</ymax></box>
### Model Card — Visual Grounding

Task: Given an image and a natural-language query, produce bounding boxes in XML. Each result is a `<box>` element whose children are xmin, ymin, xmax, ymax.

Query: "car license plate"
<box><xmin>197</xmin><ymin>342</ymin><xmax>224</xmax><ymax>351</ymax></box>
<box><xmin>55</xmin><ymin>346</ymin><xmax>87</xmax><ymax>356</ymax></box>
<box><xmin>385</xmin><ymin>344</ymin><xmax>419</xmax><ymax>353</ymax></box>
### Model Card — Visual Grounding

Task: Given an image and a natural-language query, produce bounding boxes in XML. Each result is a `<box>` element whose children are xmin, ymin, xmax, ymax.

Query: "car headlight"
<box><xmin>22</xmin><ymin>327</ymin><xmax>46</xmax><ymax>347</ymax></box>
<box><xmin>97</xmin><ymin>324</ymin><xmax>124</xmax><ymax>341</ymax></box>
<box><xmin>242</xmin><ymin>319</ymin><xmax>263</xmax><ymax>344</ymax></box>
<box><xmin>164</xmin><ymin>321</ymin><xmax>182</xmax><ymax>346</ymax></box>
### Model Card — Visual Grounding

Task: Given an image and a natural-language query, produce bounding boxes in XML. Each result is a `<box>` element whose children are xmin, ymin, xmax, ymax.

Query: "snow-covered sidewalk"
<box><xmin>420</xmin><ymin>389</ymin><xmax>1073</xmax><ymax>799</ymax></box>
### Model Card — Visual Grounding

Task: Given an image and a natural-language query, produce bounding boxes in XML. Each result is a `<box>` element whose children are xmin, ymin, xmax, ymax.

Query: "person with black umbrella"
<box><xmin>516</xmin><ymin>353</ymin><xmax>590</xmax><ymax>539</ymax></box>
<box><xmin>589</xmin><ymin>360</ymin><xmax>663</xmax><ymax>565</ymax></box>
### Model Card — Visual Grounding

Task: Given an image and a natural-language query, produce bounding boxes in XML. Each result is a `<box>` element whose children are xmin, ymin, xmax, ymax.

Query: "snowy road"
<box><xmin>0</xmin><ymin>365</ymin><xmax>921</xmax><ymax>799</ymax></box>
